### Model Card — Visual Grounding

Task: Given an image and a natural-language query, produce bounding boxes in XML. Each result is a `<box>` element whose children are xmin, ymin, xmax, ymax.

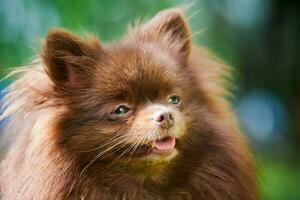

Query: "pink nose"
<box><xmin>154</xmin><ymin>111</ymin><xmax>174</xmax><ymax>129</ymax></box>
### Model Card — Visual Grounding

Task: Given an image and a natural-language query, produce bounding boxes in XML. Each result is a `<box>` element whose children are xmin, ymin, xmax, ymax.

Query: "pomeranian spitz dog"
<box><xmin>0</xmin><ymin>9</ymin><xmax>256</xmax><ymax>200</ymax></box>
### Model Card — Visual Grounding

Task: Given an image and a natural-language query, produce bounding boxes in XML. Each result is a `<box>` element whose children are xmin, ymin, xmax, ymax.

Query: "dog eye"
<box><xmin>168</xmin><ymin>95</ymin><xmax>181</xmax><ymax>105</ymax></box>
<box><xmin>113</xmin><ymin>105</ymin><xmax>130</xmax><ymax>115</ymax></box>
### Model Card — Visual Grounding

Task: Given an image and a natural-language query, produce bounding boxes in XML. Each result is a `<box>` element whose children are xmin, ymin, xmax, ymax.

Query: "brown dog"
<box><xmin>0</xmin><ymin>8</ymin><xmax>257</xmax><ymax>200</ymax></box>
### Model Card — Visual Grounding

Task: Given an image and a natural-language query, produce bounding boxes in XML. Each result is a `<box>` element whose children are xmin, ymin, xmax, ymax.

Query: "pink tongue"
<box><xmin>153</xmin><ymin>136</ymin><xmax>176</xmax><ymax>151</ymax></box>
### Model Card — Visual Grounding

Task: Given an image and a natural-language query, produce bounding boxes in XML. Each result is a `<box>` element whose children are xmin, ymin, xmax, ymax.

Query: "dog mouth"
<box><xmin>127</xmin><ymin>136</ymin><xmax>177</xmax><ymax>157</ymax></box>
<box><xmin>152</xmin><ymin>136</ymin><xmax>176</xmax><ymax>151</ymax></box>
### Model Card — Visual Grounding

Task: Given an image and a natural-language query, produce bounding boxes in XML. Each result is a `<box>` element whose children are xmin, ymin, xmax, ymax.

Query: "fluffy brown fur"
<box><xmin>0</xmin><ymin>9</ymin><xmax>257</xmax><ymax>200</ymax></box>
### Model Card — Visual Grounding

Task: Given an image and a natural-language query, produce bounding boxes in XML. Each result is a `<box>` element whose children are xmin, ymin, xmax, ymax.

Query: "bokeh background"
<box><xmin>0</xmin><ymin>0</ymin><xmax>299</xmax><ymax>199</ymax></box>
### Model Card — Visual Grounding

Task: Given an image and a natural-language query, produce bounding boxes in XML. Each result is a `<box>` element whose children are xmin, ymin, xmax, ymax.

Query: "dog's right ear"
<box><xmin>42</xmin><ymin>29</ymin><xmax>102</xmax><ymax>90</ymax></box>
<box><xmin>131</xmin><ymin>9</ymin><xmax>191</xmax><ymax>64</ymax></box>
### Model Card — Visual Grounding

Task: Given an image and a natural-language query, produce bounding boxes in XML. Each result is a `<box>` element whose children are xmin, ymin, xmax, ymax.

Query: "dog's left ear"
<box><xmin>132</xmin><ymin>9</ymin><xmax>191</xmax><ymax>63</ymax></box>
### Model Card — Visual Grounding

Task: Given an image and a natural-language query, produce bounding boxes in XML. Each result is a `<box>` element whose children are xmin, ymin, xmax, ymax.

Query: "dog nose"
<box><xmin>154</xmin><ymin>111</ymin><xmax>174</xmax><ymax>129</ymax></box>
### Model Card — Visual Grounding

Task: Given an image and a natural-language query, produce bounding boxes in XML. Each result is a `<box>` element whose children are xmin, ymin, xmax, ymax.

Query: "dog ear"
<box><xmin>42</xmin><ymin>29</ymin><xmax>102</xmax><ymax>90</ymax></box>
<box><xmin>132</xmin><ymin>9</ymin><xmax>191</xmax><ymax>63</ymax></box>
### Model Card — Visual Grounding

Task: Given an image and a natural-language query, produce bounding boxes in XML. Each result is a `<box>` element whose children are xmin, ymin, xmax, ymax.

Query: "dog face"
<box><xmin>42</xmin><ymin>9</ymin><xmax>203</xmax><ymax>168</ymax></box>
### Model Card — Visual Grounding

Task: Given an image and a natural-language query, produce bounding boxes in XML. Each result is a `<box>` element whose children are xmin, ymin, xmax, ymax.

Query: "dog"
<box><xmin>0</xmin><ymin>8</ymin><xmax>257</xmax><ymax>199</ymax></box>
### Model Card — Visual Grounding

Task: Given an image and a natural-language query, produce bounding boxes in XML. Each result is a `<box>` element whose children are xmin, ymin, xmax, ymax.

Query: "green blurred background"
<box><xmin>0</xmin><ymin>0</ymin><xmax>299</xmax><ymax>199</ymax></box>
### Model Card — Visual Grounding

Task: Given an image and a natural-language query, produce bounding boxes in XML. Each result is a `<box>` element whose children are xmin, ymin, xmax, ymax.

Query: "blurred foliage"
<box><xmin>259</xmin><ymin>159</ymin><xmax>300</xmax><ymax>200</ymax></box>
<box><xmin>0</xmin><ymin>0</ymin><xmax>299</xmax><ymax>199</ymax></box>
